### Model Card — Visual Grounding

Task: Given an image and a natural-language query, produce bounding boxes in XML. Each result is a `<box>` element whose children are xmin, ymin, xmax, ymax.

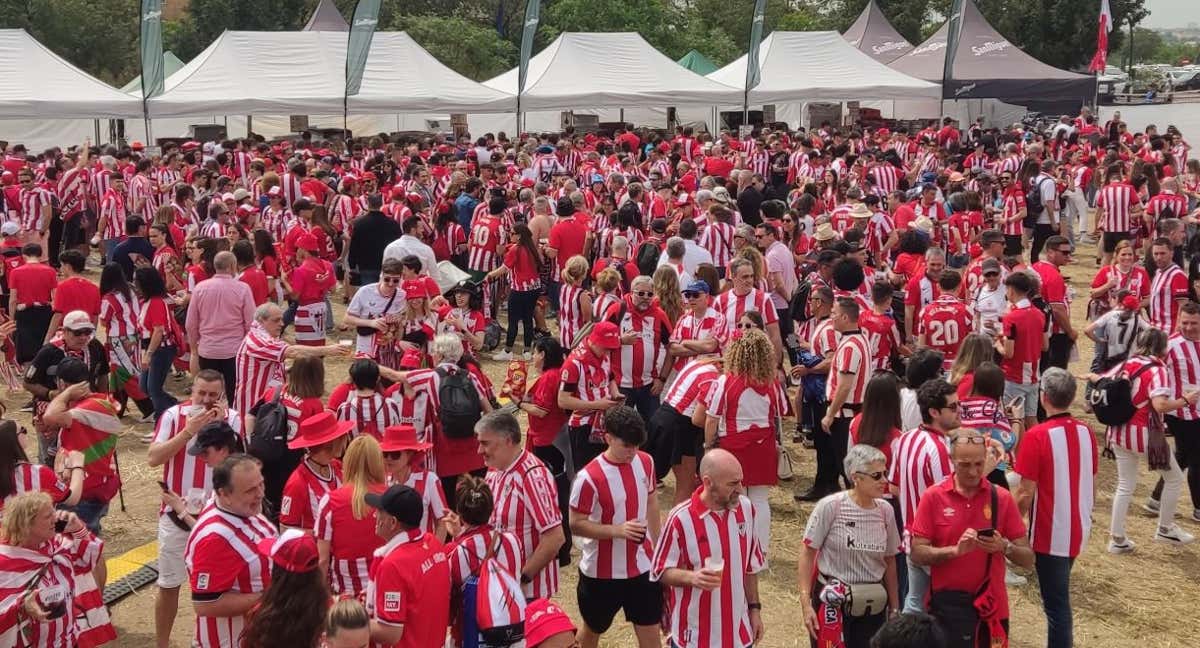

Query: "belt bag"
<box><xmin>845</xmin><ymin>582</ymin><xmax>888</xmax><ymax>617</ymax></box>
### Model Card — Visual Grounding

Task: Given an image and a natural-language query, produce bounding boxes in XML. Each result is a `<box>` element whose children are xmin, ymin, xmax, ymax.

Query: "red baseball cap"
<box><xmin>255</xmin><ymin>529</ymin><xmax>319</xmax><ymax>573</ymax></box>
<box><xmin>1121</xmin><ymin>294</ymin><xmax>1140</xmax><ymax>311</ymax></box>
<box><xmin>402</xmin><ymin>279</ymin><xmax>431</xmax><ymax>299</ymax></box>
<box><xmin>295</xmin><ymin>233</ymin><xmax>320</xmax><ymax>253</ymax></box>
<box><xmin>288</xmin><ymin>411</ymin><xmax>353</xmax><ymax>450</ymax></box>
<box><xmin>379</xmin><ymin>425</ymin><xmax>432</xmax><ymax>453</ymax></box>
<box><xmin>524</xmin><ymin>599</ymin><xmax>576</xmax><ymax>646</ymax></box>
<box><xmin>399</xmin><ymin>348</ymin><xmax>423</xmax><ymax>369</ymax></box>
<box><xmin>588</xmin><ymin>321</ymin><xmax>622</xmax><ymax>350</ymax></box>
<box><xmin>130</xmin><ymin>141</ymin><xmax>145</xmax><ymax>151</ymax></box>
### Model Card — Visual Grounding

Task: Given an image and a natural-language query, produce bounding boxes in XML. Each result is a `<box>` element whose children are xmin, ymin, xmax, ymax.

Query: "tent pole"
<box><xmin>742</xmin><ymin>89</ymin><xmax>749</xmax><ymax>128</ymax></box>
<box><xmin>94</xmin><ymin>120</ymin><xmax>101</xmax><ymax>145</ymax></box>
<box><xmin>516</xmin><ymin>94</ymin><xmax>521</xmax><ymax>138</ymax></box>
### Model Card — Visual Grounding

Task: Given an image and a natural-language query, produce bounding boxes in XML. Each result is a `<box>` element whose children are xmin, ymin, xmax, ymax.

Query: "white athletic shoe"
<box><xmin>1191</xmin><ymin>509</ymin><xmax>1200</xmax><ymax>524</ymax></box>
<box><xmin>492</xmin><ymin>350</ymin><xmax>513</xmax><ymax>361</ymax></box>
<box><xmin>1004</xmin><ymin>566</ymin><xmax>1027</xmax><ymax>586</ymax></box>
<box><xmin>1143</xmin><ymin>498</ymin><xmax>1161</xmax><ymax>515</ymax></box>
<box><xmin>521</xmin><ymin>352</ymin><xmax>532</xmax><ymax>361</ymax></box>
<box><xmin>1107</xmin><ymin>538</ymin><xmax>1137</xmax><ymax>554</ymax></box>
<box><xmin>1155</xmin><ymin>525</ymin><xmax>1196</xmax><ymax>545</ymax></box>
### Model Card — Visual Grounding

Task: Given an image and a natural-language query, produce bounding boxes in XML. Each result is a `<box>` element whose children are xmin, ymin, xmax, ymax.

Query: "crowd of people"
<box><xmin>0</xmin><ymin>106</ymin><xmax>1196</xmax><ymax>648</ymax></box>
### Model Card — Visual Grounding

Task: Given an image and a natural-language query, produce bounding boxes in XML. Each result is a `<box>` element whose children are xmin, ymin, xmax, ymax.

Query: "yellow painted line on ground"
<box><xmin>106</xmin><ymin>540</ymin><xmax>158</xmax><ymax>584</ymax></box>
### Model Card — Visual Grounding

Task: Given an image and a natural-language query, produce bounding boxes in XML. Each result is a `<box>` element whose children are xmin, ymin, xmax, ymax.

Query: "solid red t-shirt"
<box><xmin>1000</xmin><ymin>302</ymin><xmax>1046</xmax><ymax>384</ymax></box>
<box><xmin>8</xmin><ymin>262</ymin><xmax>57</xmax><ymax>306</ymax></box>
<box><xmin>548</xmin><ymin>218</ymin><xmax>589</xmax><ymax>271</ymax></box>
<box><xmin>526</xmin><ymin>367</ymin><xmax>568</xmax><ymax>447</ymax></box>
<box><xmin>52</xmin><ymin>276</ymin><xmax>101</xmax><ymax>318</ymax></box>
<box><xmin>238</xmin><ymin>266</ymin><xmax>270</xmax><ymax>306</ymax></box>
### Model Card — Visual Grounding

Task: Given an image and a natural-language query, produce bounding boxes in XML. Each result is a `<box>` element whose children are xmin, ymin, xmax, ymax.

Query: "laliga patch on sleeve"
<box><xmin>280</xmin><ymin>496</ymin><xmax>292</xmax><ymax>515</ymax></box>
<box><xmin>196</xmin><ymin>573</ymin><xmax>209</xmax><ymax>590</ymax></box>
<box><xmin>383</xmin><ymin>591</ymin><xmax>401</xmax><ymax>612</ymax></box>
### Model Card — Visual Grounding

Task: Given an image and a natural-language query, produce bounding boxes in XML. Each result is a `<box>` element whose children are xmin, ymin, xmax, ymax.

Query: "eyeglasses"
<box><xmin>855</xmin><ymin>470</ymin><xmax>887</xmax><ymax>482</ymax></box>
<box><xmin>381</xmin><ymin>276</ymin><xmax>402</xmax><ymax>284</ymax></box>
<box><xmin>737</xmin><ymin>322</ymin><xmax>757</xmax><ymax>330</ymax></box>
<box><xmin>950</xmin><ymin>433</ymin><xmax>986</xmax><ymax>445</ymax></box>
<box><xmin>941</xmin><ymin>401</ymin><xmax>961</xmax><ymax>412</ymax></box>
<box><xmin>69</xmin><ymin>328</ymin><xmax>94</xmax><ymax>336</ymax></box>
<box><xmin>633</xmin><ymin>290</ymin><xmax>654</xmax><ymax>298</ymax></box>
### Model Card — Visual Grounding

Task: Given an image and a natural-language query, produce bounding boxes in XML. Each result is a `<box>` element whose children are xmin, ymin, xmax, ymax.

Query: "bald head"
<box><xmin>700</xmin><ymin>448</ymin><xmax>740</xmax><ymax>478</ymax></box>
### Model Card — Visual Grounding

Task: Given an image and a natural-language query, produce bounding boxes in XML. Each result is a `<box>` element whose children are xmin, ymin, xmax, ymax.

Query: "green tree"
<box><xmin>541</xmin><ymin>0</ymin><xmax>687</xmax><ymax>56</ymax></box>
<box><xmin>1110</xmin><ymin>26</ymin><xmax>1163</xmax><ymax>67</ymax></box>
<box><xmin>0</xmin><ymin>0</ymin><xmax>139</xmax><ymax>84</ymax></box>
<box><xmin>387</xmin><ymin>14</ymin><xmax>516</xmax><ymax>80</ymax></box>
<box><xmin>821</xmin><ymin>0</ymin><xmax>934</xmax><ymax>46</ymax></box>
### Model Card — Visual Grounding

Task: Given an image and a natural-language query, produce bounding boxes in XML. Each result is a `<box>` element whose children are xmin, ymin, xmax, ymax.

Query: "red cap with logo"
<box><xmin>255</xmin><ymin>529</ymin><xmax>319</xmax><ymax>573</ymax></box>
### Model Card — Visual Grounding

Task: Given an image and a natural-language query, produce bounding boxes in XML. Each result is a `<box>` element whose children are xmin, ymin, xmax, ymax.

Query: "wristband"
<box><xmin>748</xmin><ymin>602</ymin><xmax>762</xmax><ymax>611</ymax></box>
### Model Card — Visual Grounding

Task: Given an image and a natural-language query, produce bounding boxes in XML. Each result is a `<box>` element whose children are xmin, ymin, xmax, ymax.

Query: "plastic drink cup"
<box><xmin>703</xmin><ymin>556</ymin><xmax>725</xmax><ymax>578</ymax></box>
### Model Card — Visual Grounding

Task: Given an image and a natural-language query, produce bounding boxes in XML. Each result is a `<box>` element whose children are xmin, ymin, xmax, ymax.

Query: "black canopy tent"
<box><xmin>842</xmin><ymin>1</ymin><xmax>913</xmax><ymax>64</ymax></box>
<box><xmin>303</xmin><ymin>0</ymin><xmax>349</xmax><ymax>32</ymax></box>
<box><xmin>888</xmin><ymin>0</ymin><xmax>1095</xmax><ymax>105</ymax></box>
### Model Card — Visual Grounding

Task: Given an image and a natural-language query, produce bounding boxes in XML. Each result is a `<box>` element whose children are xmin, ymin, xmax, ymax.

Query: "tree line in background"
<box><xmin>0</xmin><ymin>0</ymin><xmax>1159</xmax><ymax>89</ymax></box>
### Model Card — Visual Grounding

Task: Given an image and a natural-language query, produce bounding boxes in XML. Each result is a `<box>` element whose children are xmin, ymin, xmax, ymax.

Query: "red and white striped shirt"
<box><xmin>486</xmin><ymin>449</ymin><xmax>562</xmax><ymax>599</ymax></box>
<box><xmin>88</xmin><ymin>168</ymin><xmax>112</xmax><ymax>210</ymax></box>
<box><xmin>888</xmin><ymin>426</ymin><xmax>952</xmax><ymax>533</ymax></box>
<box><xmin>827</xmin><ymin>331</ymin><xmax>873</xmax><ymax>413</ymax></box>
<box><xmin>315</xmin><ymin>484</ymin><xmax>385</xmax><ymax>596</ymax></box>
<box><xmin>1013</xmin><ymin>415</ymin><xmax>1097</xmax><ymax>558</ymax></box>
<box><xmin>712</xmin><ymin>288</ymin><xmax>778</xmax><ymax>341</ymax></box>
<box><xmin>703</xmin><ymin>374</ymin><xmax>788</xmax><ymax>436</ymax></box>
<box><xmin>1146</xmin><ymin>191</ymin><xmax>1189</xmax><ymax>225</ymax></box>
<box><xmin>17</xmin><ymin>186</ymin><xmax>53</xmax><ymax>231</ymax></box>
<box><xmin>605</xmin><ymin>297</ymin><xmax>672</xmax><ymax>389</ymax></box>
<box><xmin>152</xmin><ymin>402</ymin><xmax>242</xmax><ymax>515</ymax></box>
<box><xmin>670</xmin><ymin>307</ymin><xmax>728</xmax><ymax>372</ymax></box>
<box><xmin>662</xmin><ymin>359</ymin><xmax>721</xmax><ymax>418</ymax></box>
<box><xmin>155</xmin><ymin>167</ymin><xmax>181</xmax><ymax>205</ymax></box>
<box><xmin>1104</xmin><ymin>355</ymin><xmax>1170</xmax><ymax>453</ymax></box>
<box><xmin>868</xmin><ymin>164</ymin><xmax>903</xmax><ymax>197</ymax></box>
<box><xmin>97</xmin><ymin>188</ymin><xmax>127</xmax><ymax>240</ymax></box>
<box><xmin>56</xmin><ymin>167</ymin><xmax>88</xmax><ymax>219</ymax></box>
<box><xmin>185</xmin><ymin>506</ymin><xmax>277</xmax><ymax>648</ymax></box>
<box><xmin>127</xmin><ymin>173</ymin><xmax>156</xmax><ymax>220</ymax></box>
<box><xmin>560</xmin><ymin>346</ymin><xmax>613</xmax><ymax>429</ymax></box>
<box><xmin>569</xmin><ymin>451</ymin><xmax>657</xmax><ymax>579</ymax></box>
<box><xmin>280</xmin><ymin>173</ymin><xmax>304</xmax><ymax>209</ymax></box>
<box><xmin>1095</xmin><ymin>182</ymin><xmax>1141</xmax><ymax>234</ymax></box>
<box><xmin>558</xmin><ymin>283</ymin><xmax>588</xmax><ymax>349</ymax></box>
<box><xmin>336</xmin><ymin>392</ymin><xmax>401</xmax><ymax>440</ymax></box>
<box><xmin>259</xmin><ymin>206</ymin><xmax>295</xmax><ymax>241</ymax></box>
<box><xmin>1150</xmin><ymin>264</ymin><xmax>1188</xmax><ymax>332</ymax></box>
<box><xmin>1000</xmin><ymin>186</ymin><xmax>1026</xmax><ymax>237</ymax></box>
<box><xmin>651</xmin><ymin>490</ymin><xmax>765</xmax><ymax>648</ymax></box>
<box><xmin>918</xmin><ymin>296</ymin><xmax>973</xmax><ymax>368</ymax></box>
<box><xmin>447</xmin><ymin>524</ymin><xmax>523</xmax><ymax>630</ymax></box>
<box><xmin>0</xmin><ymin>531</ymin><xmax>104</xmax><ymax>648</ymax></box>
<box><xmin>233</xmin><ymin>323</ymin><xmax>289</xmax><ymax>427</ymax></box>
<box><xmin>1</xmin><ymin>462</ymin><xmax>68</xmax><ymax>509</ymax></box>
<box><xmin>330</xmin><ymin>194</ymin><xmax>360</xmax><ymax>233</ymax></box>
<box><xmin>1166</xmin><ymin>333</ymin><xmax>1200</xmax><ymax>421</ymax></box>
<box><xmin>99</xmin><ymin>291</ymin><xmax>140</xmax><ymax>339</ymax></box>
<box><xmin>699</xmin><ymin>220</ymin><xmax>736</xmax><ymax>269</ymax></box>
<box><xmin>398</xmin><ymin>469</ymin><xmax>449</xmax><ymax>534</ymax></box>
<box><xmin>280</xmin><ymin>459</ymin><xmax>342</xmax><ymax>530</ymax></box>
<box><xmin>467</xmin><ymin>214</ymin><xmax>504</xmax><ymax>273</ymax></box>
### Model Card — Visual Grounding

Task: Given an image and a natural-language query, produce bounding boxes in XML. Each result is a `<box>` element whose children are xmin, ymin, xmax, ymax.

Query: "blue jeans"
<box><xmin>1035</xmin><ymin>553</ymin><xmax>1075</xmax><ymax>648</ymax></box>
<box><xmin>903</xmin><ymin>559</ymin><xmax>930</xmax><ymax>613</ymax></box>
<box><xmin>620</xmin><ymin>385</ymin><xmax>661</xmax><ymax>423</ymax></box>
<box><xmin>64</xmin><ymin>499</ymin><xmax>110</xmax><ymax>535</ymax></box>
<box><xmin>140</xmin><ymin>345</ymin><xmax>179</xmax><ymax>420</ymax></box>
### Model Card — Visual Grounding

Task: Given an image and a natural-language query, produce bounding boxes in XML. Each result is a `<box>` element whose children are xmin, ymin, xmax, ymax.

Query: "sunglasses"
<box><xmin>855</xmin><ymin>470</ymin><xmax>887</xmax><ymax>482</ymax></box>
<box><xmin>682</xmin><ymin>291</ymin><xmax>702</xmax><ymax>300</ymax></box>
<box><xmin>737</xmin><ymin>322</ymin><xmax>757</xmax><ymax>330</ymax></box>
<box><xmin>69</xmin><ymin>328</ymin><xmax>95</xmax><ymax>336</ymax></box>
<box><xmin>381</xmin><ymin>276</ymin><xmax>402</xmax><ymax>284</ymax></box>
<box><xmin>983</xmin><ymin>271</ymin><xmax>1000</xmax><ymax>277</ymax></box>
<box><xmin>633</xmin><ymin>290</ymin><xmax>654</xmax><ymax>298</ymax></box>
<box><xmin>382</xmin><ymin>451</ymin><xmax>406</xmax><ymax>460</ymax></box>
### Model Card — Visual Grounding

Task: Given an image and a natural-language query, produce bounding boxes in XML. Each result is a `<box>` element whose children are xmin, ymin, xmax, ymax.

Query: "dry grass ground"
<box><xmin>12</xmin><ymin>236</ymin><xmax>1197</xmax><ymax>647</ymax></box>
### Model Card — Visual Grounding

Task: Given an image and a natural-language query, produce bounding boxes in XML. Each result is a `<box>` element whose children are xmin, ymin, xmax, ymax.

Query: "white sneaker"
<box><xmin>1142</xmin><ymin>498</ymin><xmax>1161</xmax><ymax>515</ymax></box>
<box><xmin>492</xmin><ymin>350</ymin><xmax>513</xmax><ymax>361</ymax></box>
<box><xmin>1155</xmin><ymin>525</ymin><xmax>1197</xmax><ymax>545</ymax></box>
<box><xmin>1004</xmin><ymin>566</ymin><xmax>1027</xmax><ymax>586</ymax></box>
<box><xmin>521</xmin><ymin>352</ymin><xmax>532</xmax><ymax>361</ymax></box>
<box><xmin>1107</xmin><ymin>538</ymin><xmax>1137</xmax><ymax>554</ymax></box>
<box><xmin>1190</xmin><ymin>509</ymin><xmax>1200</xmax><ymax>524</ymax></box>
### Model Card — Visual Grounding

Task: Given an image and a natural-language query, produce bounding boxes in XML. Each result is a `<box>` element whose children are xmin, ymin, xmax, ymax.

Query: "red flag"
<box><xmin>1089</xmin><ymin>0</ymin><xmax>1113</xmax><ymax>73</ymax></box>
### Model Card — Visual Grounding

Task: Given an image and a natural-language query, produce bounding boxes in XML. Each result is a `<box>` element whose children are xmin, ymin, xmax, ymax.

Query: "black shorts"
<box><xmin>650</xmin><ymin>405</ymin><xmax>703</xmax><ymax>465</ymax></box>
<box><xmin>62</xmin><ymin>215</ymin><xmax>86</xmax><ymax>248</ymax></box>
<box><xmin>1102</xmin><ymin>231</ymin><xmax>1131</xmax><ymax>253</ymax></box>
<box><xmin>1003</xmin><ymin>234</ymin><xmax>1023</xmax><ymax>257</ymax></box>
<box><xmin>576</xmin><ymin>571</ymin><xmax>663</xmax><ymax>632</ymax></box>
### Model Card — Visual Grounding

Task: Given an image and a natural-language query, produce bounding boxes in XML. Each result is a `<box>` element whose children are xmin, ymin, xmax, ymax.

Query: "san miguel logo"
<box><xmin>354</xmin><ymin>18</ymin><xmax>378</xmax><ymax>27</ymax></box>
<box><xmin>955</xmin><ymin>83</ymin><xmax>978</xmax><ymax>97</ymax></box>
<box><xmin>872</xmin><ymin>41</ymin><xmax>909</xmax><ymax>55</ymax></box>
<box><xmin>913</xmin><ymin>41</ymin><xmax>947</xmax><ymax>55</ymax></box>
<box><xmin>972</xmin><ymin>41</ymin><xmax>1011</xmax><ymax>56</ymax></box>
<box><xmin>142</xmin><ymin>10</ymin><xmax>161</xmax><ymax>21</ymax></box>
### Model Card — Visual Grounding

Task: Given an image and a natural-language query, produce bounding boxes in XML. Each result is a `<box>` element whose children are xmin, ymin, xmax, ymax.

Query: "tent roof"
<box><xmin>148</xmin><ymin>30</ymin><xmax>514</xmax><ymax>117</ymax></box>
<box><xmin>0</xmin><ymin>29</ymin><xmax>143</xmax><ymax>118</ymax></box>
<box><xmin>888</xmin><ymin>0</ymin><xmax>1095</xmax><ymax>102</ymax></box>
<box><xmin>708</xmin><ymin>31</ymin><xmax>939</xmax><ymax>103</ymax></box>
<box><xmin>304</xmin><ymin>0</ymin><xmax>348</xmax><ymax>32</ymax></box>
<box><xmin>677</xmin><ymin>49</ymin><xmax>719</xmax><ymax>76</ymax></box>
<box><xmin>120</xmin><ymin>51</ymin><xmax>187</xmax><ymax>94</ymax></box>
<box><xmin>842</xmin><ymin>1</ymin><xmax>913</xmax><ymax>64</ymax></box>
<box><xmin>484</xmin><ymin>32</ymin><xmax>741</xmax><ymax>110</ymax></box>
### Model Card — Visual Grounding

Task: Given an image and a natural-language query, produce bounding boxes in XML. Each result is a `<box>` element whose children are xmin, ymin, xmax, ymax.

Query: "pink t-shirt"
<box><xmin>763</xmin><ymin>240</ymin><xmax>796</xmax><ymax>310</ymax></box>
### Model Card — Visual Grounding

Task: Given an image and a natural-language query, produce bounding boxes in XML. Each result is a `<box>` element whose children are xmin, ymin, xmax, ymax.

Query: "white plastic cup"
<box><xmin>703</xmin><ymin>556</ymin><xmax>725</xmax><ymax>577</ymax></box>
<box><xmin>338</xmin><ymin>339</ymin><xmax>354</xmax><ymax>348</ymax></box>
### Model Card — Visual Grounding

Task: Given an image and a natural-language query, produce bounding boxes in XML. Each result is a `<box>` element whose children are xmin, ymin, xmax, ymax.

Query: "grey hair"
<box><xmin>631</xmin><ymin>275</ymin><xmax>653</xmax><ymax>290</ymax></box>
<box><xmin>844</xmin><ymin>444</ymin><xmax>886</xmax><ymax>479</ymax></box>
<box><xmin>569</xmin><ymin>190</ymin><xmax>585</xmax><ymax>208</ymax></box>
<box><xmin>666</xmin><ymin>237</ymin><xmax>685</xmax><ymax>259</ymax></box>
<box><xmin>1039</xmin><ymin>368</ymin><xmax>1076</xmax><ymax>410</ymax></box>
<box><xmin>924</xmin><ymin>247</ymin><xmax>946</xmax><ymax>262</ymax></box>
<box><xmin>533</xmin><ymin>196</ymin><xmax>551</xmax><ymax>213</ymax></box>
<box><xmin>611</xmin><ymin>235</ymin><xmax>629</xmax><ymax>254</ymax></box>
<box><xmin>1159</xmin><ymin>218</ymin><xmax>1183</xmax><ymax>237</ymax></box>
<box><xmin>214</xmin><ymin>251</ymin><xmax>237</xmax><ymax>274</ymax></box>
<box><xmin>254</xmin><ymin>302</ymin><xmax>281</xmax><ymax>323</ymax></box>
<box><xmin>475</xmin><ymin>410</ymin><xmax>521</xmax><ymax>444</ymax></box>
<box><xmin>729</xmin><ymin>257</ymin><xmax>753</xmax><ymax>276</ymax></box>
<box><xmin>430</xmin><ymin>333</ymin><xmax>463</xmax><ymax>363</ymax></box>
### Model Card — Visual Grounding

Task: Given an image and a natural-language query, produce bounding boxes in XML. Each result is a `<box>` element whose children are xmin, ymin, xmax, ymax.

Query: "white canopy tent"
<box><xmin>147</xmin><ymin>30</ymin><xmax>515</xmax><ymax>118</ymax></box>
<box><xmin>708</xmin><ymin>31</ymin><xmax>940</xmax><ymax>104</ymax></box>
<box><xmin>0</xmin><ymin>29</ymin><xmax>143</xmax><ymax>118</ymax></box>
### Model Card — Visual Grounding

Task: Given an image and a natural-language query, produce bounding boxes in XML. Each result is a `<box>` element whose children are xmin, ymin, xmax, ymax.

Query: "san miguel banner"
<box><xmin>139</xmin><ymin>0</ymin><xmax>164</xmax><ymax>100</ymax></box>
<box><xmin>745</xmin><ymin>0</ymin><xmax>767</xmax><ymax>92</ymax></box>
<box><xmin>518</xmin><ymin>0</ymin><xmax>542</xmax><ymax>98</ymax></box>
<box><xmin>941</xmin><ymin>0</ymin><xmax>966</xmax><ymax>99</ymax></box>
<box><xmin>345</xmin><ymin>0</ymin><xmax>382</xmax><ymax>97</ymax></box>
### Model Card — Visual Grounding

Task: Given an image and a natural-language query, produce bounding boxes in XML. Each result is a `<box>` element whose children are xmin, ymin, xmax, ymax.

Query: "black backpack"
<box><xmin>635</xmin><ymin>241</ymin><xmax>660</xmax><ymax>277</ymax></box>
<box><xmin>1088</xmin><ymin>361</ymin><xmax>1158</xmax><ymax>426</ymax></box>
<box><xmin>1024</xmin><ymin>176</ymin><xmax>1050</xmax><ymax>227</ymax></box>
<box><xmin>438</xmin><ymin>367</ymin><xmax>483</xmax><ymax>439</ymax></box>
<box><xmin>248</xmin><ymin>388</ymin><xmax>290</xmax><ymax>463</ymax></box>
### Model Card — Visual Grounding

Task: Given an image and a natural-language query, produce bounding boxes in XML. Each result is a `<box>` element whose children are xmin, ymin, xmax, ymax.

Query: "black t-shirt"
<box><xmin>25</xmin><ymin>340</ymin><xmax>109</xmax><ymax>397</ymax></box>
<box><xmin>111</xmin><ymin>236</ymin><xmax>155</xmax><ymax>280</ymax></box>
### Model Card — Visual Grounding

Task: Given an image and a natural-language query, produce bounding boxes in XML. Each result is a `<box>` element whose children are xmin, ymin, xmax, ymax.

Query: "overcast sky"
<box><xmin>1143</xmin><ymin>0</ymin><xmax>1200</xmax><ymax>28</ymax></box>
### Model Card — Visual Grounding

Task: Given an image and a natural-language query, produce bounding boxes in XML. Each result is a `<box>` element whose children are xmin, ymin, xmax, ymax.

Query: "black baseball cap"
<box><xmin>364</xmin><ymin>484</ymin><xmax>423</xmax><ymax>528</ymax></box>
<box><xmin>187</xmin><ymin>421</ymin><xmax>241</xmax><ymax>456</ymax></box>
